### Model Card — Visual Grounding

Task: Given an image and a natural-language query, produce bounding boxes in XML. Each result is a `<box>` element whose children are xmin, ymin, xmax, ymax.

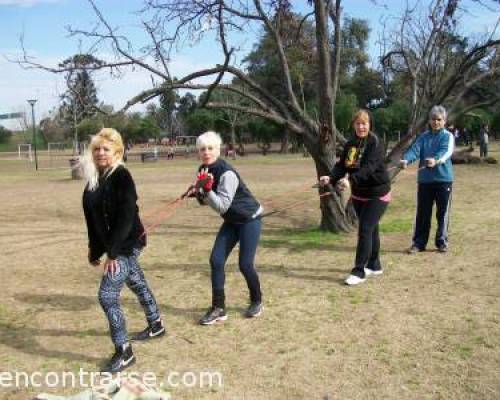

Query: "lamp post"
<box><xmin>27</xmin><ymin>99</ymin><xmax>38</xmax><ymax>170</ymax></box>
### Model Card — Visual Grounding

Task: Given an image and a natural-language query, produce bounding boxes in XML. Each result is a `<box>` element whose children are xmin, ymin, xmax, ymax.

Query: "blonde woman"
<box><xmin>320</xmin><ymin>110</ymin><xmax>391</xmax><ymax>285</ymax></box>
<box><xmin>82</xmin><ymin>128</ymin><xmax>165</xmax><ymax>373</ymax></box>
<box><xmin>188</xmin><ymin>131</ymin><xmax>263</xmax><ymax>325</ymax></box>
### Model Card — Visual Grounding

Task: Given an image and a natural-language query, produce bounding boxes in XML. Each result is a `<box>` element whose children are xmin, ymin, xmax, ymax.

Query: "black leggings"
<box><xmin>352</xmin><ymin>198</ymin><xmax>388</xmax><ymax>278</ymax></box>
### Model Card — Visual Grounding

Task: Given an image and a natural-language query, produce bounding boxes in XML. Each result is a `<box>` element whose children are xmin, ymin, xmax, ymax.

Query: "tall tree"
<box><xmin>58</xmin><ymin>54</ymin><xmax>103</xmax><ymax>128</ymax></box>
<box><xmin>20</xmin><ymin>0</ymin><xmax>499</xmax><ymax>231</ymax></box>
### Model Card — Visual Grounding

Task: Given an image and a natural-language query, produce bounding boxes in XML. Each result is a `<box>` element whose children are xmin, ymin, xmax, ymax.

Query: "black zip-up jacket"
<box><xmin>83</xmin><ymin>165</ymin><xmax>146</xmax><ymax>261</ymax></box>
<box><xmin>331</xmin><ymin>132</ymin><xmax>390</xmax><ymax>198</ymax></box>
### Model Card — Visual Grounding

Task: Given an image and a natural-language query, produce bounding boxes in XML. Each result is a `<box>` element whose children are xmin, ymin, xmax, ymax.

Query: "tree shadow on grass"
<box><xmin>4</xmin><ymin>292</ymin><xmax>210</xmax><ymax>362</ymax></box>
<box><xmin>0</xmin><ymin>319</ymin><xmax>103</xmax><ymax>364</ymax></box>
<box><xmin>147</xmin><ymin>262</ymin><xmax>347</xmax><ymax>283</ymax></box>
<box><xmin>14</xmin><ymin>293</ymin><xmax>205</xmax><ymax>323</ymax></box>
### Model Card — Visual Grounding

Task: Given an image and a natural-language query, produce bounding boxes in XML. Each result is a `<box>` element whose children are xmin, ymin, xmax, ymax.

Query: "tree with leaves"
<box><xmin>58</xmin><ymin>54</ymin><xmax>103</xmax><ymax>126</ymax></box>
<box><xmin>20</xmin><ymin>0</ymin><xmax>500</xmax><ymax>232</ymax></box>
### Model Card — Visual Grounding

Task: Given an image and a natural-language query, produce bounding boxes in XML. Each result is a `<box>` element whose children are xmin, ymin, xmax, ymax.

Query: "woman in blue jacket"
<box><xmin>400</xmin><ymin>105</ymin><xmax>454</xmax><ymax>253</ymax></box>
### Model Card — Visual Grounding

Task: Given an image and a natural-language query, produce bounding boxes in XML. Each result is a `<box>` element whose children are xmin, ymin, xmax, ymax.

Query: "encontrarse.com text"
<box><xmin>0</xmin><ymin>369</ymin><xmax>223</xmax><ymax>389</ymax></box>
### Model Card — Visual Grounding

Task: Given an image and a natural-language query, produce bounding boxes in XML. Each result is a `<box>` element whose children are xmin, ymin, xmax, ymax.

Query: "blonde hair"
<box><xmin>351</xmin><ymin>109</ymin><xmax>372</xmax><ymax>130</ymax></box>
<box><xmin>196</xmin><ymin>131</ymin><xmax>222</xmax><ymax>158</ymax></box>
<box><xmin>82</xmin><ymin>128</ymin><xmax>125</xmax><ymax>191</ymax></box>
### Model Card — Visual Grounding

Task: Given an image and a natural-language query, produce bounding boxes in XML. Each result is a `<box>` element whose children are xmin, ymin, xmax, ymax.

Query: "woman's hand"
<box><xmin>319</xmin><ymin>176</ymin><xmax>331</xmax><ymax>186</ymax></box>
<box><xmin>103</xmin><ymin>257</ymin><xmax>120</xmax><ymax>277</ymax></box>
<box><xmin>337</xmin><ymin>177</ymin><xmax>350</xmax><ymax>192</ymax></box>
<box><xmin>88</xmin><ymin>249</ymin><xmax>101</xmax><ymax>266</ymax></box>
<box><xmin>425</xmin><ymin>158</ymin><xmax>437</xmax><ymax>168</ymax></box>
<box><xmin>196</xmin><ymin>169</ymin><xmax>214</xmax><ymax>192</ymax></box>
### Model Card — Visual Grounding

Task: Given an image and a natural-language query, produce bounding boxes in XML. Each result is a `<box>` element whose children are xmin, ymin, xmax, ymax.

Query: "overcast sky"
<box><xmin>0</xmin><ymin>0</ymin><xmax>498</xmax><ymax>130</ymax></box>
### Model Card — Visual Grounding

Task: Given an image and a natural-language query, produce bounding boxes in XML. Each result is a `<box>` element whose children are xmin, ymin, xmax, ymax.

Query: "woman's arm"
<box><xmin>83</xmin><ymin>193</ymin><xmax>105</xmax><ymax>263</ymax></box>
<box><xmin>106</xmin><ymin>168</ymin><xmax>138</xmax><ymax>259</ymax></box>
<box><xmin>205</xmin><ymin>171</ymin><xmax>238</xmax><ymax>214</ymax></box>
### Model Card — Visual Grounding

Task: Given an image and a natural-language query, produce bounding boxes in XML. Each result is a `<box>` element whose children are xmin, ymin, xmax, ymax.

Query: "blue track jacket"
<box><xmin>403</xmin><ymin>128</ymin><xmax>454</xmax><ymax>183</ymax></box>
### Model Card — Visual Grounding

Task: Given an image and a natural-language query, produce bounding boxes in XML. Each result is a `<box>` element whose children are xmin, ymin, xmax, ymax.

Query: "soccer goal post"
<box><xmin>18</xmin><ymin>144</ymin><xmax>33</xmax><ymax>161</ymax></box>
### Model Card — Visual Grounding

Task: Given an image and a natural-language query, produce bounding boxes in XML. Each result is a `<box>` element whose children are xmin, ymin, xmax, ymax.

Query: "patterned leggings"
<box><xmin>98</xmin><ymin>249</ymin><xmax>160</xmax><ymax>347</ymax></box>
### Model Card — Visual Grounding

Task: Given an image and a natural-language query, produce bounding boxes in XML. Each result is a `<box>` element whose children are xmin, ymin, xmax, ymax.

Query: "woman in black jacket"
<box><xmin>320</xmin><ymin>110</ymin><xmax>391</xmax><ymax>285</ymax></box>
<box><xmin>82</xmin><ymin>128</ymin><xmax>164</xmax><ymax>373</ymax></box>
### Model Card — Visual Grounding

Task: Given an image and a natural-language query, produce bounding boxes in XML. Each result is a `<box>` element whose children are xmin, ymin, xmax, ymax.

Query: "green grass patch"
<box><xmin>380</xmin><ymin>217</ymin><xmax>413</xmax><ymax>233</ymax></box>
<box><xmin>261</xmin><ymin>227</ymin><xmax>342</xmax><ymax>252</ymax></box>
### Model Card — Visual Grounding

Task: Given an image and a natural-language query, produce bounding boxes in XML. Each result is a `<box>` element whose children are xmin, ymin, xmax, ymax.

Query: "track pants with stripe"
<box><xmin>98</xmin><ymin>248</ymin><xmax>161</xmax><ymax>347</ymax></box>
<box><xmin>413</xmin><ymin>182</ymin><xmax>452</xmax><ymax>250</ymax></box>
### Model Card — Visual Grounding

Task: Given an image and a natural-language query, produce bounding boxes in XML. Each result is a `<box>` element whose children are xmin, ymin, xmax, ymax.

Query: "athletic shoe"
<box><xmin>131</xmin><ymin>319</ymin><xmax>166</xmax><ymax>341</ymax></box>
<box><xmin>364</xmin><ymin>268</ymin><xmax>383</xmax><ymax>277</ymax></box>
<box><xmin>101</xmin><ymin>343</ymin><xmax>135</xmax><ymax>373</ymax></box>
<box><xmin>437</xmin><ymin>244</ymin><xmax>448</xmax><ymax>253</ymax></box>
<box><xmin>199</xmin><ymin>307</ymin><xmax>227</xmax><ymax>325</ymax></box>
<box><xmin>344</xmin><ymin>274</ymin><xmax>366</xmax><ymax>285</ymax></box>
<box><xmin>245</xmin><ymin>302</ymin><xmax>263</xmax><ymax>318</ymax></box>
<box><xmin>406</xmin><ymin>245</ymin><xmax>424</xmax><ymax>254</ymax></box>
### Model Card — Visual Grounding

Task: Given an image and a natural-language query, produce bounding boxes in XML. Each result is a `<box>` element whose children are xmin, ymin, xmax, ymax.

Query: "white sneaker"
<box><xmin>364</xmin><ymin>268</ymin><xmax>383</xmax><ymax>277</ymax></box>
<box><xmin>344</xmin><ymin>274</ymin><xmax>366</xmax><ymax>285</ymax></box>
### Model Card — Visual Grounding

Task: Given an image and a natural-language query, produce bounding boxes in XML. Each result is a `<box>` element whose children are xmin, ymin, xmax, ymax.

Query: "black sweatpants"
<box><xmin>413</xmin><ymin>182</ymin><xmax>452</xmax><ymax>250</ymax></box>
<box><xmin>352</xmin><ymin>198</ymin><xmax>388</xmax><ymax>279</ymax></box>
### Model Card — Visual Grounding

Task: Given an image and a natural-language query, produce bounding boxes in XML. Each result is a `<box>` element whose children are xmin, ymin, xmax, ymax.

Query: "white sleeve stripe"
<box><xmin>438</xmin><ymin>133</ymin><xmax>454</xmax><ymax>163</ymax></box>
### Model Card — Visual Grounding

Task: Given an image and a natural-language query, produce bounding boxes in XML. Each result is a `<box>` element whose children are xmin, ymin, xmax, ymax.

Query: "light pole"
<box><xmin>27</xmin><ymin>99</ymin><xmax>38</xmax><ymax>170</ymax></box>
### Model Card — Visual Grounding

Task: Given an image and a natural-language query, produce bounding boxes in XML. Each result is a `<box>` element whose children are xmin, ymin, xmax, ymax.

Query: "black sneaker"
<box><xmin>131</xmin><ymin>319</ymin><xmax>166</xmax><ymax>341</ymax></box>
<box><xmin>101</xmin><ymin>343</ymin><xmax>136</xmax><ymax>373</ymax></box>
<box><xmin>245</xmin><ymin>302</ymin><xmax>263</xmax><ymax>318</ymax></box>
<box><xmin>199</xmin><ymin>307</ymin><xmax>227</xmax><ymax>325</ymax></box>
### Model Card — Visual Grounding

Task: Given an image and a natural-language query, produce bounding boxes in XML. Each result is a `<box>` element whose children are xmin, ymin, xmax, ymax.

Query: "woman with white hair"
<box><xmin>400</xmin><ymin>105</ymin><xmax>455</xmax><ymax>253</ymax></box>
<box><xmin>189</xmin><ymin>131</ymin><xmax>264</xmax><ymax>325</ymax></box>
<box><xmin>82</xmin><ymin>128</ymin><xmax>165</xmax><ymax>373</ymax></box>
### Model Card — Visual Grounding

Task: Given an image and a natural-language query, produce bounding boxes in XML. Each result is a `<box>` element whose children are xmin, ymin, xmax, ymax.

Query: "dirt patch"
<box><xmin>0</xmin><ymin>149</ymin><xmax>499</xmax><ymax>399</ymax></box>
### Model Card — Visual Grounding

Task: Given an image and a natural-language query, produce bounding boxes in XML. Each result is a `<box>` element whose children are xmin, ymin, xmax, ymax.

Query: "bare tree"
<box><xmin>17</xmin><ymin>0</ymin><xmax>356</xmax><ymax>232</ymax></box>
<box><xmin>17</xmin><ymin>0</ymin><xmax>499</xmax><ymax>230</ymax></box>
<box><xmin>381</xmin><ymin>0</ymin><xmax>500</xmax><ymax>168</ymax></box>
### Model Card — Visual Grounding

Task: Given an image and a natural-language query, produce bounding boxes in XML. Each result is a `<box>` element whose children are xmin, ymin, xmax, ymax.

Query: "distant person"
<box><xmin>319</xmin><ymin>109</ymin><xmax>391</xmax><ymax>286</ymax></box>
<box><xmin>400</xmin><ymin>105</ymin><xmax>454</xmax><ymax>254</ymax></box>
<box><xmin>479</xmin><ymin>124</ymin><xmax>489</xmax><ymax>158</ymax></box>
<box><xmin>82</xmin><ymin>128</ymin><xmax>165</xmax><ymax>373</ymax></box>
<box><xmin>462</xmin><ymin>127</ymin><xmax>469</xmax><ymax>146</ymax></box>
<box><xmin>187</xmin><ymin>131</ymin><xmax>264</xmax><ymax>324</ymax></box>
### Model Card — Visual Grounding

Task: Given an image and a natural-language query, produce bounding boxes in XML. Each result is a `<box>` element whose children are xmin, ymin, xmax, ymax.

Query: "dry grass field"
<box><xmin>0</xmin><ymin>145</ymin><xmax>499</xmax><ymax>400</ymax></box>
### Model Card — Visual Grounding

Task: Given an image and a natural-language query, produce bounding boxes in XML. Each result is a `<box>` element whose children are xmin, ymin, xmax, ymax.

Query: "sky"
<box><xmin>0</xmin><ymin>0</ymin><xmax>498</xmax><ymax>130</ymax></box>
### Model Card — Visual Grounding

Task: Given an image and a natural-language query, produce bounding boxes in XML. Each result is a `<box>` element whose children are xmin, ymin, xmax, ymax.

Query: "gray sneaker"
<box><xmin>245</xmin><ymin>302</ymin><xmax>263</xmax><ymax>318</ymax></box>
<box><xmin>437</xmin><ymin>244</ymin><xmax>448</xmax><ymax>253</ymax></box>
<box><xmin>406</xmin><ymin>245</ymin><xmax>423</xmax><ymax>254</ymax></box>
<box><xmin>199</xmin><ymin>307</ymin><xmax>227</xmax><ymax>325</ymax></box>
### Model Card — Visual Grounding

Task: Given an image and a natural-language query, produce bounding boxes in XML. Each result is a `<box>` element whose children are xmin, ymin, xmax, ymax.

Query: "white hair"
<box><xmin>196</xmin><ymin>131</ymin><xmax>222</xmax><ymax>158</ymax></box>
<box><xmin>429</xmin><ymin>105</ymin><xmax>447</xmax><ymax>120</ymax></box>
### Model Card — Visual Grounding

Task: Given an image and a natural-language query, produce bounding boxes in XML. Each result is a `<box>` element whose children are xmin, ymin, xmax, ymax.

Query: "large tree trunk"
<box><xmin>304</xmin><ymin>132</ymin><xmax>357</xmax><ymax>233</ymax></box>
<box><xmin>386</xmin><ymin>115</ymin><xmax>428</xmax><ymax>178</ymax></box>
